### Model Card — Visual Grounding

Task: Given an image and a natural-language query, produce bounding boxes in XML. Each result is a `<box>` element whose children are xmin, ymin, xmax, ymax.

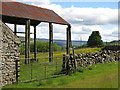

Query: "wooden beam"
<box><xmin>13</xmin><ymin>32</ymin><xmax>33</xmax><ymax>34</ymax></box>
<box><xmin>49</xmin><ymin>22</ymin><xmax>53</xmax><ymax>62</ymax></box>
<box><xmin>25</xmin><ymin>22</ymin><xmax>28</xmax><ymax>64</ymax></box>
<box><xmin>28</xmin><ymin>20</ymin><xmax>30</xmax><ymax>64</ymax></box>
<box><xmin>25</xmin><ymin>20</ymin><xmax>30</xmax><ymax>64</ymax></box>
<box><xmin>14</xmin><ymin>24</ymin><xmax>17</xmax><ymax>35</ymax></box>
<box><xmin>67</xmin><ymin>25</ymin><xmax>70</xmax><ymax>54</ymax></box>
<box><xmin>69</xmin><ymin>25</ymin><xmax>71</xmax><ymax>47</ymax></box>
<box><xmin>34</xmin><ymin>26</ymin><xmax>37</xmax><ymax>60</ymax></box>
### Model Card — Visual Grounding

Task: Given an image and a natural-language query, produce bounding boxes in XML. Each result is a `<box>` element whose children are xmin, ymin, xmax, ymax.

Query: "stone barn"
<box><xmin>0</xmin><ymin>20</ymin><xmax>21</xmax><ymax>86</ymax></box>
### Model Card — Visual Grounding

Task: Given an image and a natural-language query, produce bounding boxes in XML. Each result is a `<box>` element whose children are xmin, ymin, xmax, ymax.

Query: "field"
<box><xmin>20</xmin><ymin>47</ymin><xmax>102</xmax><ymax>59</ymax></box>
<box><xmin>3</xmin><ymin>47</ymin><xmax>118</xmax><ymax>88</ymax></box>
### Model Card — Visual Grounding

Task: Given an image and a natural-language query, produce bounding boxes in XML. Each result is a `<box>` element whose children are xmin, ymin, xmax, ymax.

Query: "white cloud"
<box><xmin>32</xmin><ymin>4</ymin><xmax>118</xmax><ymax>25</ymax></box>
<box><xmin>22</xmin><ymin>0</ymin><xmax>50</xmax><ymax>5</ymax></box>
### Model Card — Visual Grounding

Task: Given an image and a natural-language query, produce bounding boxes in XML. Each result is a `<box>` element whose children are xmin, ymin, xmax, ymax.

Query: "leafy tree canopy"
<box><xmin>20</xmin><ymin>41</ymin><xmax>61</xmax><ymax>54</ymax></box>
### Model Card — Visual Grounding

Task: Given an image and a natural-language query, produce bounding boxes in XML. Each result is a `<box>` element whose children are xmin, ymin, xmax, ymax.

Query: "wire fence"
<box><xmin>17</xmin><ymin>56</ymin><xmax>66</xmax><ymax>83</ymax></box>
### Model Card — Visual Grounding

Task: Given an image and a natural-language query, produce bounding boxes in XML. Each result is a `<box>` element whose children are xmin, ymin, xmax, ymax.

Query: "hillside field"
<box><xmin>3</xmin><ymin>47</ymin><xmax>118</xmax><ymax>88</ymax></box>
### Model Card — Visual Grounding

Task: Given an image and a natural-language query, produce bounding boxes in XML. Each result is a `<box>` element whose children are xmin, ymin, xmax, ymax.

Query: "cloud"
<box><xmin>22</xmin><ymin>0</ymin><xmax>50</xmax><ymax>5</ymax></box>
<box><xmin>32</xmin><ymin>4</ymin><xmax>118</xmax><ymax>25</ymax></box>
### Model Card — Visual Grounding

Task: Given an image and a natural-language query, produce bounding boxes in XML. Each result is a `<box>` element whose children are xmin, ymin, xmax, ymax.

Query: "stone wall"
<box><xmin>63</xmin><ymin>50</ymin><xmax>120</xmax><ymax>72</ymax></box>
<box><xmin>0</xmin><ymin>20</ymin><xmax>21</xmax><ymax>86</ymax></box>
<box><xmin>102</xmin><ymin>45</ymin><xmax>120</xmax><ymax>51</ymax></box>
<box><xmin>0</xmin><ymin>20</ymin><xmax>2</xmax><ymax>87</ymax></box>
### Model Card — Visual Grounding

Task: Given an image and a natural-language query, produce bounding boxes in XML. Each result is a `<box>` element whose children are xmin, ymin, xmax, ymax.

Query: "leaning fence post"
<box><xmin>45</xmin><ymin>63</ymin><xmax>46</xmax><ymax>78</ymax></box>
<box><xmin>66</xmin><ymin>54</ymin><xmax>70</xmax><ymax>75</ymax></box>
<box><xmin>62</xmin><ymin>54</ymin><xmax>65</xmax><ymax>72</ymax></box>
<box><xmin>15</xmin><ymin>59</ymin><xmax>18</xmax><ymax>83</ymax></box>
<box><xmin>73</xmin><ymin>48</ymin><xmax>76</xmax><ymax>69</ymax></box>
<box><xmin>30</xmin><ymin>58</ymin><xmax>33</xmax><ymax>80</ymax></box>
<box><xmin>56</xmin><ymin>62</ymin><xmax>57</xmax><ymax>72</ymax></box>
<box><xmin>70</xmin><ymin>54</ymin><xmax>73</xmax><ymax>68</ymax></box>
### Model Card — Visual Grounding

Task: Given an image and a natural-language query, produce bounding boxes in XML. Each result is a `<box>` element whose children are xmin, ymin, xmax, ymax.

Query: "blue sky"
<box><xmin>8</xmin><ymin>0</ymin><xmax>118</xmax><ymax>42</ymax></box>
<box><xmin>52</xmin><ymin>2</ymin><xmax>118</xmax><ymax>9</ymax></box>
<box><xmin>16</xmin><ymin>1</ymin><xmax>118</xmax><ymax>9</ymax></box>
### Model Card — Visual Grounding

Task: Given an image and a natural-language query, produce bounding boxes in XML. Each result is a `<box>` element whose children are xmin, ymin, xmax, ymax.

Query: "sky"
<box><xmin>6</xmin><ymin>0</ymin><xmax>119</xmax><ymax>42</ymax></box>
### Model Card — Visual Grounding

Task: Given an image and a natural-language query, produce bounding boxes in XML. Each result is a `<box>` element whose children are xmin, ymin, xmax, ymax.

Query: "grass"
<box><xmin>17</xmin><ymin>47</ymin><xmax>101</xmax><ymax>82</ymax></box>
<box><xmin>3</xmin><ymin>62</ymin><xmax>118</xmax><ymax>88</ymax></box>
<box><xmin>2</xmin><ymin>47</ymin><xmax>118</xmax><ymax>88</ymax></box>
<box><xmin>18</xmin><ymin>47</ymin><xmax>102</xmax><ymax>82</ymax></box>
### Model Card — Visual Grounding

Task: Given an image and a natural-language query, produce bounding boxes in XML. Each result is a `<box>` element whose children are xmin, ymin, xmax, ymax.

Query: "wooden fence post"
<box><xmin>15</xmin><ymin>60</ymin><xmax>18</xmax><ymax>83</ymax></box>
<box><xmin>56</xmin><ymin>62</ymin><xmax>57</xmax><ymax>72</ymax></box>
<box><xmin>45</xmin><ymin>63</ymin><xmax>47</xmax><ymax>78</ymax></box>
<box><xmin>31</xmin><ymin>59</ymin><xmax>33</xmax><ymax>80</ymax></box>
<box><xmin>66</xmin><ymin>54</ymin><xmax>70</xmax><ymax>75</ymax></box>
<box><xmin>73</xmin><ymin>48</ymin><xmax>76</xmax><ymax>69</ymax></box>
<box><xmin>62</xmin><ymin>54</ymin><xmax>66</xmax><ymax>72</ymax></box>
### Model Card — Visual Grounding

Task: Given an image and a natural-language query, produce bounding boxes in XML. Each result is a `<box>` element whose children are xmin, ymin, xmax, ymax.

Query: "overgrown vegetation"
<box><xmin>20</xmin><ymin>41</ymin><xmax>61</xmax><ymax>54</ymax></box>
<box><xmin>20</xmin><ymin>47</ymin><xmax>102</xmax><ymax>59</ymax></box>
<box><xmin>76</xmin><ymin>43</ymin><xmax>88</xmax><ymax>48</ymax></box>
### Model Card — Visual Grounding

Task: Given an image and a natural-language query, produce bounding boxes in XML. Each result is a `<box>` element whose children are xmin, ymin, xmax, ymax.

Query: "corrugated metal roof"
<box><xmin>0</xmin><ymin>1</ymin><xmax>69</xmax><ymax>25</ymax></box>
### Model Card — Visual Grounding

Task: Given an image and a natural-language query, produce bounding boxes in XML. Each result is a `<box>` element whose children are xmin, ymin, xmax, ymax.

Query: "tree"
<box><xmin>30</xmin><ymin>41</ymin><xmax>60</xmax><ymax>52</ymax></box>
<box><xmin>20</xmin><ymin>41</ymin><xmax>61</xmax><ymax>54</ymax></box>
<box><xmin>87</xmin><ymin>31</ymin><xmax>103</xmax><ymax>47</ymax></box>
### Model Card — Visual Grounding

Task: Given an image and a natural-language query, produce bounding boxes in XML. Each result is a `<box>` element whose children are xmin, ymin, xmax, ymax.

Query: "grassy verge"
<box><xmin>3</xmin><ymin>62</ymin><xmax>118</xmax><ymax>88</ymax></box>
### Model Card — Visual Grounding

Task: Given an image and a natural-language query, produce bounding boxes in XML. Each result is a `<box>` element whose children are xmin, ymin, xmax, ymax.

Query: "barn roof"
<box><xmin>0</xmin><ymin>1</ymin><xmax>69</xmax><ymax>26</ymax></box>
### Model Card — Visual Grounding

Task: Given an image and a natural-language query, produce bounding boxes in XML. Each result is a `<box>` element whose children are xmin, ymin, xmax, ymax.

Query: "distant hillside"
<box><xmin>104</xmin><ymin>40</ymin><xmax>120</xmax><ymax>45</ymax></box>
<box><xmin>18</xmin><ymin>36</ymin><xmax>87</xmax><ymax>47</ymax></box>
<box><xmin>37</xmin><ymin>38</ymin><xmax>87</xmax><ymax>47</ymax></box>
<box><xmin>109</xmin><ymin>40</ymin><xmax>120</xmax><ymax>44</ymax></box>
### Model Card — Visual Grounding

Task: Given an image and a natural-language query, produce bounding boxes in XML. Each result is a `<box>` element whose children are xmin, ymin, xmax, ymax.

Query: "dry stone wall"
<box><xmin>75</xmin><ymin>50</ymin><xmax>119</xmax><ymax>68</ymax></box>
<box><xmin>0</xmin><ymin>20</ymin><xmax>21</xmax><ymax>86</ymax></box>
<box><xmin>102</xmin><ymin>45</ymin><xmax>120</xmax><ymax>51</ymax></box>
<box><xmin>63</xmin><ymin>50</ymin><xmax>120</xmax><ymax>72</ymax></box>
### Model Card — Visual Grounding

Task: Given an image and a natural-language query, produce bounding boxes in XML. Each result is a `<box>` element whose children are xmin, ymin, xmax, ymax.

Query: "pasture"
<box><xmin>3</xmin><ymin>47</ymin><xmax>118</xmax><ymax>88</ymax></box>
